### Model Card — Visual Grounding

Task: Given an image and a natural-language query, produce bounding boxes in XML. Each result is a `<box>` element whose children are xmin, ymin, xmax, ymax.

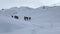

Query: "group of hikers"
<box><xmin>11</xmin><ymin>15</ymin><xmax>31</xmax><ymax>21</ymax></box>
<box><xmin>24</xmin><ymin>16</ymin><xmax>31</xmax><ymax>21</ymax></box>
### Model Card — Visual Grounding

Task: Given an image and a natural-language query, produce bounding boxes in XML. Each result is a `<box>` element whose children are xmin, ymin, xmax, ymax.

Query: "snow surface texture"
<box><xmin>0</xmin><ymin>6</ymin><xmax>60</xmax><ymax>34</ymax></box>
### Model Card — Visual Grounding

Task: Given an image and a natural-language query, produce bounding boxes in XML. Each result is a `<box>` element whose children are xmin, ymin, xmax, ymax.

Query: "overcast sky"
<box><xmin>0</xmin><ymin>0</ymin><xmax>60</xmax><ymax>9</ymax></box>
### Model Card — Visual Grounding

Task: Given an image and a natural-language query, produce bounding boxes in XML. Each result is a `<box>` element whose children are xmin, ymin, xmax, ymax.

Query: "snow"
<box><xmin>0</xmin><ymin>6</ymin><xmax>60</xmax><ymax>34</ymax></box>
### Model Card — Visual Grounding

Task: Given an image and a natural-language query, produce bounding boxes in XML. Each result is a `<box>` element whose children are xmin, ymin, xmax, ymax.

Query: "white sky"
<box><xmin>0</xmin><ymin>0</ymin><xmax>60</xmax><ymax>9</ymax></box>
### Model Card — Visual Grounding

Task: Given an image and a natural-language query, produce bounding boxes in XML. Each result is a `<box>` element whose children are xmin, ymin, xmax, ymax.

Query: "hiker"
<box><xmin>24</xmin><ymin>16</ymin><xmax>31</xmax><ymax>21</ymax></box>
<box><xmin>14</xmin><ymin>16</ymin><xmax>19</xmax><ymax>19</ymax></box>
<box><xmin>29</xmin><ymin>17</ymin><xmax>31</xmax><ymax>20</ymax></box>
<box><xmin>11</xmin><ymin>15</ymin><xmax>19</xmax><ymax>19</ymax></box>
<box><xmin>24</xmin><ymin>16</ymin><xmax>28</xmax><ymax>21</ymax></box>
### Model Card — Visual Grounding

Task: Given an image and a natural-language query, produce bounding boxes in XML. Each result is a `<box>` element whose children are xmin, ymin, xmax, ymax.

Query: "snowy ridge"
<box><xmin>0</xmin><ymin>6</ymin><xmax>60</xmax><ymax>34</ymax></box>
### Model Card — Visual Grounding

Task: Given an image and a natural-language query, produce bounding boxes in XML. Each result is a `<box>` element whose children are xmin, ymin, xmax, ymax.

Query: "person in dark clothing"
<box><xmin>24</xmin><ymin>16</ymin><xmax>28</xmax><ymax>21</ymax></box>
<box><xmin>24</xmin><ymin>16</ymin><xmax>31</xmax><ymax>21</ymax></box>
<box><xmin>14</xmin><ymin>16</ymin><xmax>19</xmax><ymax>19</ymax></box>
<box><xmin>29</xmin><ymin>17</ymin><xmax>31</xmax><ymax>20</ymax></box>
<box><xmin>11</xmin><ymin>16</ymin><xmax>13</xmax><ymax>18</ymax></box>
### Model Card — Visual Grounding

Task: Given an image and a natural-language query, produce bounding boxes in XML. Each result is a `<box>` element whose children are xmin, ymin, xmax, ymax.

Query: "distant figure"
<box><xmin>11</xmin><ymin>16</ymin><xmax>13</xmax><ymax>18</ymax></box>
<box><xmin>14</xmin><ymin>16</ymin><xmax>19</xmax><ymax>19</ymax></box>
<box><xmin>11</xmin><ymin>15</ymin><xmax>19</xmax><ymax>19</ymax></box>
<box><xmin>24</xmin><ymin>16</ymin><xmax>28</xmax><ymax>21</ymax></box>
<box><xmin>29</xmin><ymin>17</ymin><xmax>31</xmax><ymax>20</ymax></box>
<box><xmin>24</xmin><ymin>16</ymin><xmax>31</xmax><ymax>21</ymax></box>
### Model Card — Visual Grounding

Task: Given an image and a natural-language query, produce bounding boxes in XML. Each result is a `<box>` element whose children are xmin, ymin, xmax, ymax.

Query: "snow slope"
<box><xmin>0</xmin><ymin>6</ymin><xmax>60</xmax><ymax>34</ymax></box>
